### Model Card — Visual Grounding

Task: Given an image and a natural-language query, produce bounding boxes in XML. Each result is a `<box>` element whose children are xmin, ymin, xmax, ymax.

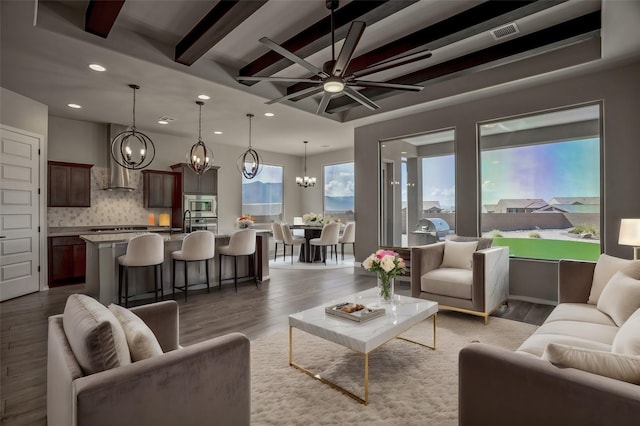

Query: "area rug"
<box><xmin>251</xmin><ymin>312</ymin><xmax>537</xmax><ymax>425</ymax></box>
<box><xmin>269</xmin><ymin>255</ymin><xmax>355</xmax><ymax>270</ymax></box>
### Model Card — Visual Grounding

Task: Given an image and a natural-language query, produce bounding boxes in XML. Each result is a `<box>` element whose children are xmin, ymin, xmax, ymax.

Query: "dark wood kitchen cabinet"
<box><xmin>170</xmin><ymin>163</ymin><xmax>218</xmax><ymax>195</ymax></box>
<box><xmin>48</xmin><ymin>161</ymin><xmax>93</xmax><ymax>207</ymax></box>
<box><xmin>142</xmin><ymin>170</ymin><xmax>178</xmax><ymax>208</ymax></box>
<box><xmin>48</xmin><ymin>236</ymin><xmax>86</xmax><ymax>287</ymax></box>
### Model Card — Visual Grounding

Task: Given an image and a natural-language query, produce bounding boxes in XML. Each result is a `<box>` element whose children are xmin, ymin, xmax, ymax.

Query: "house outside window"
<box><xmin>323</xmin><ymin>162</ymin><xmax>355</xmax><ymax>223</ymax></box>
<box><xmin>241</xmin><ymin>164</ymin><xmax>283</xmax><ymax>223</ymax></box>
<box><xmin>479</xmin><ymin>103</ymin><xmax>601</xmax><ymax>261</ymax></box>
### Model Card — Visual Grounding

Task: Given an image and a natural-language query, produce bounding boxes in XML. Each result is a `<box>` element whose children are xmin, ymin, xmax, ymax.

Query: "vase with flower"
<box><xmin>362</xmin><ymin>249</ymin><xmax>406</xmax><ymax>303</ymax></box>
<box><xmin>302</xmin><ymin>212</ymin><xmax>323</xmax><ymax>227</ymax></box>
<box><xmin>235</xmin><ymin>214</ymin><xmax>255</xmax><ymax>229</ymax></box>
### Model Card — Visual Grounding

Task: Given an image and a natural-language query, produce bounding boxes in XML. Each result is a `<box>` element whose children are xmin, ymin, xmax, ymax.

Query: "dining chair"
<box><xmin>309</xmin><ymin>222</ymin><xmax>340</xmax><ymax>265</ymax></box>
<box><xmin>171</xmin><ymin>230</ymin><xmax>215</xmax><ymax>302</ymax></box>
<box><xmin>338</xmin><ymin>222</ymin><xmax>356</xmax><ymax>260</ymax></box>
<box><xmin>271</xmin><ymin>223</ymin><xmax>285</xmax><ymax>262</ymax></box>
<box><xmin>281</xmin><ymin>224</ymin><xmax>305</xmax><ymax>264</ymax></box>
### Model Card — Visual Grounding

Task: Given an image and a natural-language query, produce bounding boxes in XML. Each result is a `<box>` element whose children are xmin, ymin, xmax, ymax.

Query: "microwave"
<box><xmin>184</xmin><ymin>194</ymin><xmax>217</xmax><ymax>218</ymax></box>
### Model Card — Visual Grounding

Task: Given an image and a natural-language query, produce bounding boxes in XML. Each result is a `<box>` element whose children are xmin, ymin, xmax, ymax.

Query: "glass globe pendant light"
<box><xmin>237</xmin><ymin>113</ymin><xmax>263</xmax><ymax>179</ymax></box>
<box><xmin>110</xmin><ymin>84</ymin><xmax>155</xmax><ymax>170</ymax></box>
<box><xmin>187</xmin><ymin>101</ymin><xmax>214</xmax><ymax>175</ymax></box>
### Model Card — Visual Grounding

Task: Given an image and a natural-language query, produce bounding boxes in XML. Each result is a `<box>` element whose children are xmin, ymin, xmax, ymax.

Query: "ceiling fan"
<box><xmin>237</xmin><ymin>0</ymin><xmax>431</xmax><ymax>115</ymax></box>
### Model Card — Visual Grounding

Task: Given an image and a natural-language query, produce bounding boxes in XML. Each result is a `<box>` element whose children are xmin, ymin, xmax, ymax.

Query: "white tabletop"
<box><xmin>289</xmin><ymin>288</ymin><xmax>438</xmax><ymax>353</ymax></box>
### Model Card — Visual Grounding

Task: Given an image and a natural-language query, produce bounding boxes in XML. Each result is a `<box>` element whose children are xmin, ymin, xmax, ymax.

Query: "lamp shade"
<box><xmin>619</xmin><ymin>218</ymin><xmax>640</xmax><ymax>246</ymax></box>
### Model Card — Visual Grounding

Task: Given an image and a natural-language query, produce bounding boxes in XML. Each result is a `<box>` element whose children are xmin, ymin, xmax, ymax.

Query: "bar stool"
<box><xmin>171</xmin><ymin>230</ymin><xmax>215</xmax><ymax>302</ymax></box>
<box><xmin>271</xmin><ymin>223</ymin><xmax>285</xmax><ymax>262</ymax></box>
<box><xmin>118</xmin><ymin>233</ymin><xmax>164</xmax><ymax>307</ymax></box>
<box><xmin>218</xmin><ymin>229</ymin><xmax>257</xmax><ymax>292</ymax></box>
<box><xmin>310</xmin><ymin>223</ymin><xmax>340</xmax><ymax>265</ymax></box>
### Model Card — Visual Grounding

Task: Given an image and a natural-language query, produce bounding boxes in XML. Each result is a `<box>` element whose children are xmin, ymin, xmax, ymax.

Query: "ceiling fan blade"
<box><xmin>237</xmin><ymin>76</ymin><xmax>319</xmax><ymax>84</ymax></box>
<box><xmin>259</xmin><ymin>37</ymin><xmax>328</xmax><ymax>78</ymax></box>
<box><xmin>350</xmin><ymin>48</ymin><xmax>432</xmax><ymax>79</ymax></box>
<box><xmin>343</xmin><ymin>86</ymin><xmax>379</xmax><ymax>110</ymax></box>
<box><xmin>332</xmin><ymin>21</ymin><xmax>366</xmax><ymax>77</ymax></box>
<box><xmin>349</xmin><ymin>80</ymin><xmax>424</xmax><ymax>92</ymax></box>
<box><xmin>316</xmin><ymin>92</ymin><xmax>333</xmax><ymax>115</ymax></box>
<box><xmin>265</xmin><ymin>85</ymin><xmax>323</xmax><ymax>105</ymax></box>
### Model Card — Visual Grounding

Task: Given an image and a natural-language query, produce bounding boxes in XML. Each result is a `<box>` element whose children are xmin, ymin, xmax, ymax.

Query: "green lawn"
<box><xmin>492</xmin><ymin>237</ymin><xmax>601</xmax><ymax>261</ymax></box>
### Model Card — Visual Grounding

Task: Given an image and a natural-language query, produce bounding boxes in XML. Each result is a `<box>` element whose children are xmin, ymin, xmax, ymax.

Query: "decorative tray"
<box><xmin>325</xmin><ymin>303</ymin><xmax>386</xmax><ymax>323</ymax></box>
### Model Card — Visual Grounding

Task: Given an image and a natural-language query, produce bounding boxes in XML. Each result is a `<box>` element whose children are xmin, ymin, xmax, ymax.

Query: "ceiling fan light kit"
<box><xmin>111</xmin><ymin>84</ymin><xmax>156</xmax><ymax>170</ymax></box>
<box><xmin>187</xmin><ymin>101</ymin><xmax>214</xmax><ymax>175</ymax></box>
<box><xmin>237</xmin><ymin>0</ymin><xmax>426</xmax><ymax>115</ymax></box>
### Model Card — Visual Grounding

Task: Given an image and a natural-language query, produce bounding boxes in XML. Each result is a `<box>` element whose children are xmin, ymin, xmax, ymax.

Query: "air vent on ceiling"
<box><xmin>490</xmin><ymin>23</ymin><xmax>520</xmax><ymax>41</ymax></box>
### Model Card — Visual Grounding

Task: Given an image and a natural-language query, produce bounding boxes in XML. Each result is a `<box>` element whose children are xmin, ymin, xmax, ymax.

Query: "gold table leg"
<box><xmin>396</xmin><ymin>313</ymin><xmax>437</xmax><ymax>350</ymax></box>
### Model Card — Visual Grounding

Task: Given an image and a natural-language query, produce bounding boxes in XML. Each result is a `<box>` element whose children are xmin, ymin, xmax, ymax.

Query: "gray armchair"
<box><xmin>410</xmin><ymin>237</ymin><xmax>509</xmax><ymax>324</ymax></box>
<box><xmin>47</xmin><ymin>300</ymin><xmax>250</xmax><ymax>426</ymax></box>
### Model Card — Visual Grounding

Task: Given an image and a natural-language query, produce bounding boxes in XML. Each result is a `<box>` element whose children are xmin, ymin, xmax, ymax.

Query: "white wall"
<box><xmin>48</xmin><ymin>116</ymin><xmax>106</xmax><ymax>166</ymax></box>
<box><xmin>1</xmin><ymin>87</ymin><xmax>48</xmax><ymax>138</ymax></box>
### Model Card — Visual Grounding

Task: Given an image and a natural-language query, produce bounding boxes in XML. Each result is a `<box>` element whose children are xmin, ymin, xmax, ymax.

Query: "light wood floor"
<box><xmin>0</xmin><ymin>268</ymin><xmax>552</xmax><ymax>426</ymax></box>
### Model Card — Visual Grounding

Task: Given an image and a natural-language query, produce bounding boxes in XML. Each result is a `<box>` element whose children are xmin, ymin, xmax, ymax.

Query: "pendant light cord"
<box><xmin>248</xmin><ymin>114</ymin><xmax>252</xmax><ymax>148</ymax></box>
<box><xmin>198</xmin><ymin>102</ymin><xmax>202</xmax><ymax>141</ymax></box>
<box><xmin>131</xmin><ymin>86</ymin><xmax>137</xmax><ymax>131</ymax></box>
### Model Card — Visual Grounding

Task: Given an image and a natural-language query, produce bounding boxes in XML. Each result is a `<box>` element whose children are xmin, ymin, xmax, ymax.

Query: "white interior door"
<box><xmin>0</xmin><ymin>126</ymin><xmax>41</xmax><ymax>301</ymax></box>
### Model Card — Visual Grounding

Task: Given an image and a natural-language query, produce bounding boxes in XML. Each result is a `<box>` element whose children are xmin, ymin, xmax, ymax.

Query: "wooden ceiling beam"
<box><xmin>176</xmin><ymin>0</ymin><xmax>268</xmax><ymax>66</ymax></box>
<box><xmin>238</xmin><ymin>0</ymin><xmax>418</xmax><ymax>86</ymax></box>
<box><xmin>85</xmin><ymin>0</ymin><xmax>126</xmax><ymax>38</ymax></box>
<box><xmin>286</xmin><ymin>0</ymin><xmax>565</xmax><ymax>99</ymax></box>
<box><xmin>326</xmin><ymin>10</ymin><xmax>602</xmax><ymax>113</ymax></box>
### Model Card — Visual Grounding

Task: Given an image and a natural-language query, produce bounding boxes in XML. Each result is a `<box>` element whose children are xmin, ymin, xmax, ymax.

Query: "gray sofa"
<box><xmin>48</xmin><ymin>299</ymin><xmax>250</xmax><ymax>426</ymax></box>
<box><xmin>459</xmin><ymin>259</ymin><xmax>640</xmax><ymax>426</ymax></box>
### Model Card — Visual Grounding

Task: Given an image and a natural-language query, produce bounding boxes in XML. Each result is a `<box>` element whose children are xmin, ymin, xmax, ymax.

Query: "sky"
<box><xmin>324</xmin><ymin>162</ymin><xmax>354</xmax><ymax>197</ymax></box>
<box><xmin>481</xmin><ymin>138</ymin><xmax>600</xmax><ymax>205</ymax></box>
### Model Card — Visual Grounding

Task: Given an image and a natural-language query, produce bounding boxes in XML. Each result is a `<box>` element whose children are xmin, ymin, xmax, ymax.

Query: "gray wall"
<box><xmin>1</xmin><ymin>87</ymin><xmax>48</xmax><ymax>138</ymax></box>
<box><xmin>354</xmin><ymin>59</ymin><xmax>640</xmax><ymax>303</ymax></box>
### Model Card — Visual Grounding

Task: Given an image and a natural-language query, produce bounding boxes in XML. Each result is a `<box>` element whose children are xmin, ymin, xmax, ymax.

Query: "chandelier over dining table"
<box><xmin>296</xmin><ymin>140</ymin><xmax>316</xmax><ymax>188</ymax></box>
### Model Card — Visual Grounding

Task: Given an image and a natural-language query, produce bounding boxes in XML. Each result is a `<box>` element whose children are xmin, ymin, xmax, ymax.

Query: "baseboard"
<box><xmin>508</xmin><ymin>294</ymin><xmax>557</xmax><ymax>306</ymax></box>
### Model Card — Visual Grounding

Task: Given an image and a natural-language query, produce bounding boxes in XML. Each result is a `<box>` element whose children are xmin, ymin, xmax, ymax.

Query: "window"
<box><xmin>479</xmin><ymin>103</ymin><xmax>601</xmax><ymax>261</ymax></box>
<box><xmin>241</xmin><ymin>164</ymin><xmax>283</xmax><ymax>223</ymax></box>
<box><xmin>323</xmin><ymin>162</ymin><xmax>355</xmax><ymax>223</ymax></box>
<box><xmin>380</xmin><ymin>129</ymin><xmax>455</xmax><ymax>247</ymax></box>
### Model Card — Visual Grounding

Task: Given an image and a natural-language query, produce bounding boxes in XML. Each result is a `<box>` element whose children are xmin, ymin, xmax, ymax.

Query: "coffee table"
<box><xmin>288</xmin><ymin>288</ymin><xmax>438</xmax><ymax>405</ymax></box>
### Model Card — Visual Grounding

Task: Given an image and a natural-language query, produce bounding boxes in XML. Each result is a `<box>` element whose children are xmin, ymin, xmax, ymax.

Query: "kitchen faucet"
<box><xmin>183</xmin><ymin>210</ymin><xmax>192</xmax><ymax>233</ymax></box>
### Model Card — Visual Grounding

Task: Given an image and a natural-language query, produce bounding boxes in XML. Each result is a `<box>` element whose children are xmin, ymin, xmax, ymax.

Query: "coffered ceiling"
<box><xmin>1</xmin><ymin>1</ymin><xmax>639</xmax><ymax>156</ymax></box>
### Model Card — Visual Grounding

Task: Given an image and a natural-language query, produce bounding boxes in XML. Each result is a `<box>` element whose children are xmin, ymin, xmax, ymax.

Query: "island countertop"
<box><xmin>80</xmin><ymin>229</ymin><xmax>271</xmax><ymax>244</ymax></box>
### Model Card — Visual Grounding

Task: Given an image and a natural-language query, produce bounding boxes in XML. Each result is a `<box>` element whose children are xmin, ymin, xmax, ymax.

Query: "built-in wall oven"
<box><xmin>183</xmin><ymin>194</ymin><xmax>217</xmax><ymax>232</ymax></box>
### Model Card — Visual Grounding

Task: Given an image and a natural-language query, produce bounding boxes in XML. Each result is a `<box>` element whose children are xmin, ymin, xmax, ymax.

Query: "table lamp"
<box><xmin>618</xmin><ymin>218</ymin><xmax>640</xmax><ymax>260</ymax></box>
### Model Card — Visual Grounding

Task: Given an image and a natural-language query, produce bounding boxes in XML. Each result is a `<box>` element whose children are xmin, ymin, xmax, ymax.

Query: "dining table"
<box><xmin>289</xmin><ymin>224</ymin><xmax>343</xmax><ymax>263</ymax></box>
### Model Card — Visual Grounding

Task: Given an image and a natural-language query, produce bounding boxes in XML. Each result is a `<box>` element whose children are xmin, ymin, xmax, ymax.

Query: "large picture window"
<box><xmin>324</xmin><ymin>162</ymin><xmax>355</xmax><ymax>223</ymax></box>
<box><xmin>380</xmin><ymin>129</ymin><xmax>455</xmax><ymax>247</ymax></box>
<box><xmin>479</xmin><ymin>103</ymin><xmax>601</xmax><ymax>261</ymax></box>
<box><xmin>242</xmin><ymin>164</ymin><xmax>283</xmax><ymax>223</ymax></box>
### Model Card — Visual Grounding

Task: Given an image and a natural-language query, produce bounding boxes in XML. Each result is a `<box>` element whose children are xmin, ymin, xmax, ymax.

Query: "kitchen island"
<box><xmin>81</xmin><ymin>230</ymin><xmax>269</xmax><ymax>305</ymax></box>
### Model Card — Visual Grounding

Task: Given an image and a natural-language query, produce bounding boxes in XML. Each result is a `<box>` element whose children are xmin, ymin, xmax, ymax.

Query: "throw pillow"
<box><xmin>588</xmin><ymin>254</ymin><xmax>640</xmax><ymax>304</ymax></box>
<box><xmin>612</xmin><ymin>307</ymin><xmax>640</xmax><ymax>355</ymax></box>
<box><xmin>596</xmin><ymin>271</ymin><xmax>640</xmax><ymax>326</ymax></box>
<box><xmin>440</xmin><ymin>240</ymin><xmax>478</xmax><ymax>270</ymax></box>
<box><xmin>543</xmin><ymin>342</ymin><xmax>640</xmax><ymax>385</ymax></box>
<box><xmin>62</xmin><ymin>294</ymin><xmax>131</xmax><ymax>375</ymax></box>
<box><xmin>109</xmin><ymin>304</ymin><xmax>163</xmax><ymax>361</ymax></box>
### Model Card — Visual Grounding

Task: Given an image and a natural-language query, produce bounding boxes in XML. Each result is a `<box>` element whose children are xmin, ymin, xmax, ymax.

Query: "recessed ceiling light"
<box><xmin>198</xmin><ymin>94</ymin><xmax>210</xmax><ymax>100</ymax></box>
<box><xmin>214</xmin><ymin>131</ymin><xmax>223</xmax><ymax>135</ymax></box>
<box><xmin>264</xmin><ymin>112</ymin><xmax>274</xmax><ymax>117</ymax></box>
<box><xmin>88</xmin><ymin>64</ymin><xmax>106</xmax><ymax>72</ymax></box>
<box><xmin>158</xmin><ymin>120</ymin><xmax>169</xmax><ymax>125</ymax></box>
<box><xmin>320</xmin><ymin>145</ymin><xmax>330</xmax><ymax>148</ymax></box>
<box><xmin>67</xmin><ymin>103</ymin><xmax>82</xmax><ymax>109</ymax></box>
<box><xmin>401</xmin><ymin>151</ymin><xmax>407</xmax><ymax>154</ymax></box>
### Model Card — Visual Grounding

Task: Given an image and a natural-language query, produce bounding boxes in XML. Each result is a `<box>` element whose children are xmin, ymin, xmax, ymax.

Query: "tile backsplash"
<box><xmin>47</xmin><ymin>167</ymin><xmax>170</xmax><ymax>227</ymax></box>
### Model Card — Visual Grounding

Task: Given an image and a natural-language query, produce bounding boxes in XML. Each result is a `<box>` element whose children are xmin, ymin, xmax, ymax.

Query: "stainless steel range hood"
<box><xmin>104</xmin><ymin>123</ymin><xmax>135</xmax><ymax>191</ymax></box>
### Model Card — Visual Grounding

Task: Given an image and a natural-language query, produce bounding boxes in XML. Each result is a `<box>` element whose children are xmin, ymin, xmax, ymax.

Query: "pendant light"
<box><xmin>187</xmin><ymin>101</ymin><xmax>214</xmax><ymax>175</ymax></box>
<box><xmin>296</xmin><ymin>140</ymin><xmax>316</xmax><ymax>187</ymax></box>
<box><xmin>237</xmin><ymin>113</ymin><xmax>263</xmax><ymax>179</ymax></box>
<box><xmin>110</xmin><ymin>84</ymin><xmax>155</xmax><ymax>170</ymax></box>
